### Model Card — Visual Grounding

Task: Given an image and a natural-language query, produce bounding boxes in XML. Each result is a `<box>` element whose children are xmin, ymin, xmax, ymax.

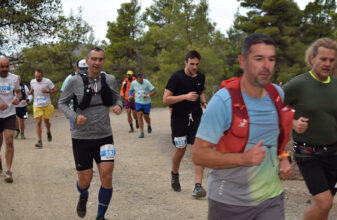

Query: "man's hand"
<box><xmin>185</xmin><ymin>91</ymin><xmax>199</xmax><ymax>102</ymax></box>
<box><xmin>0</xmin><ymin>102</ymin><xmax>8</xmax><ymax>110</ymax></box>
<box><xmin>242</xmin><ymin>141</ymin><xmax>266</xmax><ymax>166</ymax></box>
<box><xmin>112</xmin><ymin>105</ymin><xmax>122</xmax><ymax>115</ymax></box>
<box><xmin>12</xmin><ymin>98</ymin><xmax>19</xmax><ymax>105</ymax></box>
<box><xmin>41</xmin><ymin>88</ymin><xmax>49</xmax><ymax>94</ymax></box>
<box><xmin>76</xmin><ymin>114</ymin><xmax>87</xmax><ymax>125</ymax></box>
<box><xmin>279</xmin><ymin>157</ymin><xmax>292</xmax><ymax>179</ymax></box>
<box><xmin>293</xmin><ymin>117</ymin><xmax>309</xmax><ymax>134</ymax></box>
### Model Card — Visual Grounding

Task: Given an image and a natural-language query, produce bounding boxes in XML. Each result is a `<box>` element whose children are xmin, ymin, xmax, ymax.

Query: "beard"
<box><xmin>0</xmin><ymin>71</ymin><xmax>8</xmax><ymax>78</ymax></box>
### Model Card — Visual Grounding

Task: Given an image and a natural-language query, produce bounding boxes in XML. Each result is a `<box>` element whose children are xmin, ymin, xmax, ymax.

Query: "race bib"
<box><xmin>0</xmin><ymin>82</ymin><xmax>11</xmax><ymax>94</ymax></box>
<box><xmin>137</xmin><ymin>90</ymin><xmax>147</xmax><ymax>97</ymax></box>
<box><xmin>36</xmin><ymin>96</ymin><xmax>47</xmax><ymax>104</ymax></box>
<box><xmin>174</xmin><ymin>136</ymin><xmax>187</xmax><ymax>148</ymax></box>
<box><xmin>100</xmin><ymin>144</ymin><xmax>116</xmax><ymax>161</ymax></box>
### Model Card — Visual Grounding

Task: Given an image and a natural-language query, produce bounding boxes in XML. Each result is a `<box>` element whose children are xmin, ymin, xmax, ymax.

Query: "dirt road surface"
<box><xmin>1</xmin><ymin>108</ymin><xmax>337</xmax><ymax>220</ymax></box>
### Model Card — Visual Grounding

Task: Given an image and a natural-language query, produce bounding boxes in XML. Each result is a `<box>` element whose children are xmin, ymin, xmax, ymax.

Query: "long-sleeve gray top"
<box><xmin>58</xmin><ymin>72</ymin><xmax>122</xmax><ymax>139</ymax></box>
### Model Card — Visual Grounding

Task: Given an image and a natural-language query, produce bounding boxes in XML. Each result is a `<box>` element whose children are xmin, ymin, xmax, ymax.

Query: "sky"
<box><xmin>62</xmin><ymin>0</ymin><xmax>312</xmax><ymax>42</ymax></box>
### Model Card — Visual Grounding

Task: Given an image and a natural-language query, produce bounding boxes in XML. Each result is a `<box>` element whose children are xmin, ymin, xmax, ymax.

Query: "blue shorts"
<box><xmin>135</xmin><ymin>103</ymin><xmax>151</xmax><ymax>114</ymax></box>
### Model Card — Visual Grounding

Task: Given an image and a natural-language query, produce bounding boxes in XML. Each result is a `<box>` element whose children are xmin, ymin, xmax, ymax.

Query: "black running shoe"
<box><xmin>76</xmin><ymin>197</ymin><xmax>88</xmax><ymax>218</ymax></box>
<box><xmin>171</xmin><ymin>172</ymin><xmax>181</xmax><ymax>192</ymax></box>
<box><xmin>96</xmin><ymin>217</ymin><xmax>106</xmax><ymax>220</ymax></box>
<box><xmin>47</xmin><ymin>132</ymin><xmax>52</xmax><ymax>142</ymax></box>
<box><xmin>192</xmin><ymin>183</ymin><xmax>207</xmax><ymax>198</ymax></box>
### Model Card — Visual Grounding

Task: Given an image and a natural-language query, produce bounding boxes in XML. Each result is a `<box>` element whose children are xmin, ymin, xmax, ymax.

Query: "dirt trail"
<box><xmin>0</xmin><ymin>108</ymin><xmax>337</xmax><ymax>220</ymax></box>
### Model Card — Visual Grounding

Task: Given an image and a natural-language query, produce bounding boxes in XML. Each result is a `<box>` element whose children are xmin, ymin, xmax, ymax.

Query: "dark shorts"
<box><xmin>208</xmin><ymin>193</ymin><xmax>284</xmax><ymax>220</ymax></box>
<box><xmin>295</xmin><ymin>155</ymin><xmax>337</xmax><ymax>195</ymax></box>
<box><xmin>135</xmin><ymin>102</ymin><xmax>151</xmax><ymax>114</ymax></box>
<box><xmin>124</xmin><ymin>99</ymin><xmax>135</xmax><ymax>110</ymax></box>
<box><xmin>171</xmin><ymin>109</ymin><xmax>202</xmax><ymax>146</ymax></box>
<box><xmin>72</xmin><ymin>135</ymin><xmax>115</xmax><ymax>171</ymax></box>
<box><xmin>16</xmin><ymin>106</ymin><xmax>28</xmax><ymax>119</ymax></box>
<box><xmin>0</xmin><ymin>115</ymin><xmax>16</xmax><ymax>132</ymax></box>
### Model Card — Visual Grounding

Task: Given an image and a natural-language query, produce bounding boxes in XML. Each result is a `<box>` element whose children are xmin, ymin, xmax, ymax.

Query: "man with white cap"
<box><xmin>61</xmin><ymin>59</ymin><xmax>88</xmax><ymax>128</ymax></box>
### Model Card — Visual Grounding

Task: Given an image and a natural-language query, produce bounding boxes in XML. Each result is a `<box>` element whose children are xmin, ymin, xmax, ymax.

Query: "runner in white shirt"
<box><xmin>29</xmin><ymin>69</ymin><xmax>57</xmax><ymax>148</ymax></box>
<box><xmin>0</xmin><ymin>57</ymin><xmax>21</xmax><ymax>183</ymax></box>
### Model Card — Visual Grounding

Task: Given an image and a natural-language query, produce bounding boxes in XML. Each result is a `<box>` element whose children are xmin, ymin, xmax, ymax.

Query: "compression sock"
<box><xmin>129</xmin><ymin>123</ymin><xmax>134</xmax><ymax>130</ymax></box>
<box><xmin>76</xmin><ymin>181</ymin><xmax>90</xmax><ymax>199</ymax></box>
<box><xmin>97</xmin><ymin>186</ymin><xmax>113</xmax><ymax>217</ymax></box>
<box><xmin>135</xmin><ymin>120</ymin><xmax>139</xmax><ymax>128</ymax></box>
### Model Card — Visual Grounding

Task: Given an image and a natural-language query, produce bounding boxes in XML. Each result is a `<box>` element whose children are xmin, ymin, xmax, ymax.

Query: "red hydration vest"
<box><xmin>217</xmin><ymin>77</ymin><xmax>294</xmax><ymax>155</ymax></box>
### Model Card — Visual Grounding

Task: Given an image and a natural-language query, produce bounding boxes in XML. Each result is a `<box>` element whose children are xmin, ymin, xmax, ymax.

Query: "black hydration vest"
<box><xmin>20</xmin><ymin>84</ymin><xmax>27</xmax><ymax>101</ymax></box>
<box><xmin>73</xmin><ymin>73</ymin><xmax>114</xmax><ymax>111</ymax></box>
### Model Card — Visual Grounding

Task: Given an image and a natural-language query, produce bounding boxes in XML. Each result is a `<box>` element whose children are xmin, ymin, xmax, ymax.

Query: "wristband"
<box><xmin>279</xmin><ymin>152</ymin><xmax>292</xmax><ymax>163</ymax></box>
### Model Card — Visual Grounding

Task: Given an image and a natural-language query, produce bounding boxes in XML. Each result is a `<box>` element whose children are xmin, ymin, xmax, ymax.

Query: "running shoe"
<box><xmin>138</xmin><ymin>132</ymin><xmax>144</xmax><ymax>138</ymax></box>
<box><xmin>4</xmin><ymin>170</ymin><xmax>13</xmax><ymax>183</ymax></box>
<box><xmin>47</xmin><ymin>132</ymin><xmax>52</xmax><ymax>142</ymax></box>
<box><xmin>171</xmin><ymin>172</ymin><xmax>181</xmax><ymax>192</ymax></box>
<box><xmin>192</xmin><ymin>183</ymin><xmax>207</xmax><ymax>198</ymax></box>
<box><xmin>21</xmin><ymin>133</ymin><xmax>26</xmax><ymax>140</ymax></box>
<box><xmin>128</xmin><ymin>128</ymin><xmax>135</xmax><ymax>133</ymax></box>
<box><xmin>76</xmin><ymin>197</ymin><xmax>88</xmax><ymax>218</ymax></box>
<box><xmin>147</xmin><ymin>125</ymin><xmax>152</xmax><ymax>134</ymax></box>
<box><xmin>135</xmin><ymin>120</ymin><xmax>139</xmax><ymax>129</ymax></box>
<box><xmin>96</xmin><ymin>217</ymin><xmax>106</xmax><ymax>220</ymax></box>
<box><xmin>35</xmin><ymin>140</ymin><xmax>43</xmax><ymax>148</ymax></box>
<box><xmin>14</xmin><ymin>130</ymin><xmax>20</xmax><ymax>139</ymax></box>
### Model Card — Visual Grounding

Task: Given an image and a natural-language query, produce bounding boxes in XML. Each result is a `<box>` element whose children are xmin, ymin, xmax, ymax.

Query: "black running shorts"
<box><xmin>15</xmin><ymin>106</ymin><xmax>27</xmax><ymax>119</ymax></box>
<box><xmin>72</xmin><ymin>135</ymin><xmax>114</xmax><ymax>171</ymax></box>
<box><xmin>295</xmin><ymin>155</ymin><xmax>337</xmax><ymax>195</ymax></box>
<box><xmin>171</xmin><ymin>109</ymin><xmax>202</xmax><ymax>146</ymax></box>
<box><xmin>0</xmin><ymin>114</ymin><xmax>16</xmax><ymax>132</ymax></box>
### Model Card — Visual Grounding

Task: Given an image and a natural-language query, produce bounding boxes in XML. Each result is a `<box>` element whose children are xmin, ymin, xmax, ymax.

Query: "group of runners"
<box><xmin>0</xmin><ymin>59</ymin><xmax>56</xmax><ymax>183</ymax></box>
<box><xmin>1</xmin><ymin>34</ymin><xmax>337</xmax><ymax>220</ymax></box>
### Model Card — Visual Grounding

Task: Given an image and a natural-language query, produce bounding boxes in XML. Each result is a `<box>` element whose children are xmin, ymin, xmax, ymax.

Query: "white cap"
<box><xmin>78</xmin><ymin>59</ymin><xmax>88</xmax><ymax>68</ymax></box>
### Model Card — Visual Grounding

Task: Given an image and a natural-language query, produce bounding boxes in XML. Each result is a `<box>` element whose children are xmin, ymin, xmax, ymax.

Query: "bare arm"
<box><xmin>292</xmin><ymin>117</ymin><xmax>309</xmax><ymax>134</ymax></box>
<box><xmin>41</xmin><ymin>87</ymin><xmax>57</xmax><ymax>94</ymax></box>
<box><xmin>192</xmin><ymin>138</ymin><xmax>266</xmax><ymax>169</ymax></box>
<box><xmin>200</xmin><ymin>91</ymin><xmax>207</xmax><ymax>108</ymax></box>
<box><xmin>162</xmin><ymin>89</ymin><xmax>199</xmax><ymax>105</ymax></box>
<box><xmin>12</xmin><ymin>89</ymin><xmax>22</xmax><ymax>105</ymax></box>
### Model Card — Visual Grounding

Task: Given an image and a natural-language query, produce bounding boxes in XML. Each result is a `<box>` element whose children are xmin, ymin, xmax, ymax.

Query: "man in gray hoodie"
<box><xmin>58</xmin><ymin>47</ymin><xmax>122</xmax><ymax>220</ymax></box>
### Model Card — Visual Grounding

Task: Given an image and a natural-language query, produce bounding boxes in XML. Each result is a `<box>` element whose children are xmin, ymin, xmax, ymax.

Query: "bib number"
<box><xmin>174</xmin><ymin>136</ymin><xmax>187</xmax><ymax>148</ymax></box>
<box><xmin>100</xmin><ymin>144</ymin><xmax>116</xmax><ymax>161</ymax></box>
<box><xmin>36</xmin><ymin>96</ymin><xmax>47</xmax><ymax>104</ymax></box>
<box><xmin>0</xmin><ymin>82</ymin><xmax>11</xmax><ymax>94</ymax></box>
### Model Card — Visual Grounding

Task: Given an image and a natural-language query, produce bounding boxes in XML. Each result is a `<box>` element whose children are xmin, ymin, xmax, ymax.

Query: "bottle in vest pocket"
<box><xmin>100</xmin><ymin>144</ymin><xmax>116</xmax><ymax>161</ymax></box>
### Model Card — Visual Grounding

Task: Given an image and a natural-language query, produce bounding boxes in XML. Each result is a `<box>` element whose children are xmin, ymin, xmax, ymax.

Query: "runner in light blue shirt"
<box><xmin>129</xmin><ymin>73</ymin><xmax>157</xmax><ymax>138</ymax></box>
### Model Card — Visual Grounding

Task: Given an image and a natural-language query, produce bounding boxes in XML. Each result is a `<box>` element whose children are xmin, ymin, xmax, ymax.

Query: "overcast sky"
<box><xmin>62</xmin><ymin>0</ymin><xmax>312</xmax><ymax>42</ymax></box>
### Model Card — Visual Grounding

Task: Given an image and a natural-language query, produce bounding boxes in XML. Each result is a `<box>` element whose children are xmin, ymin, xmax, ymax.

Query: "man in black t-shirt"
<box><xmin>163</xmin><ymin>50</ymin><xmax>207</xmax><ymax>198</ymax></box>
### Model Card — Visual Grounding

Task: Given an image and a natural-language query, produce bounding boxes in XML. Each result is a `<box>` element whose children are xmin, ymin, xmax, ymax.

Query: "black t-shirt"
<box><xmin>165</xmin><ymin>69</ymin><xmax>205</xmax><ymax>116</ymax></box>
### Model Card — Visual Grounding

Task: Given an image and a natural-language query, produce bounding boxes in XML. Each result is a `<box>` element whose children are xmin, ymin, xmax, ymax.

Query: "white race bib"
<box><xmin>0</xmin><ymin>82</ymin><xmax>11</xmax><ymax>94</ymax></box>
<box><xmin>36</xmin><ymin>96</ymin><xmax>47</xmax><ymax>104</ymax></box>
<box><xmin>100</xmin><ymin>144</ymin><xmax>116</xmax><ymax>161</ymax></box>
<box><xmin>174</xmin><ymin>136</ymin><xmax>187</xmax><ymax>148</ymax></box>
